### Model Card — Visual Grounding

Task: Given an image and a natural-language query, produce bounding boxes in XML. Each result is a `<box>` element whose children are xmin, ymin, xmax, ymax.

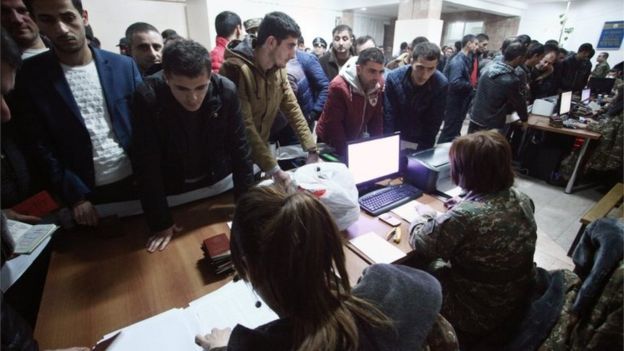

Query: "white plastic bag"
<box><xmin>292</xmin><ymin>163</ymin><xmax>359</xmax><ymax>230</ymax></box>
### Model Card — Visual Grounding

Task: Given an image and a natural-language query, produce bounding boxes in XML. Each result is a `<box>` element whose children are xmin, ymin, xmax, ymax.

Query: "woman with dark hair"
<box><xmin>197</xmin><ymin>186</ymin><xmax>443</xmax><ymax>351</ymax></box>
<box><xmin>408</xmin><ymin>131</ymin><xmax>537</xmax><ymax>346</ymax></box>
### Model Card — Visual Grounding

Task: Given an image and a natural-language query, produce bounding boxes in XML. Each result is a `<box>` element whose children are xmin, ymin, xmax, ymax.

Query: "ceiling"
<box><xmin>351</xmin><ymin>1</ymin><xmax>525</xmax><ymax>18</ymax></box>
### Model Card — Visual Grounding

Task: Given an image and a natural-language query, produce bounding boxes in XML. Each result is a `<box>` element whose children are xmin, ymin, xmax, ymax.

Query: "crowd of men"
<box><xmin>1</xmin><ymin>0</ymin><xmax>623</xmax><ymax>349</ymax></box>
<box><xmin>2</xmin><ymin>0</ymin><xmax>621</xmax><ymax>252</ymax></box>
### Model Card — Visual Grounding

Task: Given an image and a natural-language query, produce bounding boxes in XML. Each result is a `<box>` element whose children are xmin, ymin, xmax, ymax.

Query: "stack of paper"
<box><xmin>96</xmin><ymin>280</ymin><xmax>278</xmax><ymax>350</ymax></box>
<box><xmin>5</xmin><ymin>220</ymin><xmax>58</xmax><ymax>254</ymax></box>
<box><xmin>349</xmin><ymin>232</ymin><xmax>406</xmax><ymax>264</ymax></box>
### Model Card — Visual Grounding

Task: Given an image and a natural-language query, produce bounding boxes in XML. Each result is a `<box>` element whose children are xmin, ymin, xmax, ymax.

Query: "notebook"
<box><xmin>349</xmin><ymin>232</ymin><xmax>406</xmax><ymax>264</ymax></box>
<box><xmin>5</xmin><ymin>220</ymin><xmax>58</xmax><ymax>254</ymax></box>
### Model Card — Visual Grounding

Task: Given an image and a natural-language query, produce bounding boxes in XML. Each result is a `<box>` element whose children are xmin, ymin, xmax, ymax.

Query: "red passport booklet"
<box><xmin>202</xmin><ymin>233</ymin><xmax>231</xmax><ymax>259</ymax></box>
<box><xmin>11</xmin><ymin>191</ymin><xmax>59</xmax><ymax>218</ymax></box>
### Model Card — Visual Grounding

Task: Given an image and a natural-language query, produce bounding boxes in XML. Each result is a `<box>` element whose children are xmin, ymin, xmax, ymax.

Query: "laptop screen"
<box><xmin>581</xmin><ymin>88</ymin><xmax>591</xmax><ymax>103</ymax></box>
<box><xmin>347</xmin><ymin>133</ymin><xmax>401</xmax><ymax>186</ymax></box>
<box><xmin>559</xmin><ymin>91</ymin><xmax>572</xmax><ymax>115</ymax></box>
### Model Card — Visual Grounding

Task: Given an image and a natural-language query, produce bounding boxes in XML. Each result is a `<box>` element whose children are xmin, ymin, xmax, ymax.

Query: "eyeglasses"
<box><xmin>314</xmin><ymin>44</ymin><xmax>326</xmax><ymax>48</ymax></box>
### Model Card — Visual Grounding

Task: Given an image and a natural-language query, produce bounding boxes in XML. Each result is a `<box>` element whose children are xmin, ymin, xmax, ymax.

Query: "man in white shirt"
<box><xmin>0</xmin><ymin>0</ymin><xmax>48</xmax><ymax>59</ymax></box>
<box><xmin>12</xmin><ymin>0</ymin><xmax>142</xmax><ymax>227</ymax></box>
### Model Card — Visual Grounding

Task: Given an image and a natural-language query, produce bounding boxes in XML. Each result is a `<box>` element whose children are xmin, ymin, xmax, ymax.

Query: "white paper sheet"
<box><xmin>99</xmin><ymin>280</ymin><xmax>278</xmax><ymax>350</ymax></box>
<box><xmin>103</xmin><ymin>309</ymin><xmax>201</xmax><ymax>351</ymax></box>
<box><xmin>187</xmin><ymin>280</ymin><xmax>278</xmax><ymax>334</ymax></box>
<box><xmin>390</xmin><ymin>200</ymin><xmax>442</xmax><ymax>223</ymax></box>
<box><xmin>349</xmin><ymin>232</ymin><xmax>406</xmax><ymax>264</ymax></box>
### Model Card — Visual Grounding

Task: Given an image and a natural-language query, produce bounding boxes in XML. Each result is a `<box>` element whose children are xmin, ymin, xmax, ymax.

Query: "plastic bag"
<box><xmin>292</xmin><ymin>163</ymin><xmax>359</xmax><ymax>230</ymax></box>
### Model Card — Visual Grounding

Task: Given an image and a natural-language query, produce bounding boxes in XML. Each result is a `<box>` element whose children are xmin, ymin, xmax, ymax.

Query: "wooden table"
<box><xmin>524</xmin><ymin>114</ymin><xmax>601</xmax><ymax>193</ymax></box>
<box><xmin>33</xmin><ymin>191</ymin><xmax>370</xmax><ymax>349</ymax></box>
<box><xmin>344</xmin><ymin>193</ymin><xmax>447</xmax><ymax>257</ymax></box>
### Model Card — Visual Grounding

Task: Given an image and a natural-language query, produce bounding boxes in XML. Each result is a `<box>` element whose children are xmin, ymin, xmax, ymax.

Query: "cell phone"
<box><xmin>379</xmin><ymin>213</ymin><xmax>402</xmax><ymax>227</ymax></box>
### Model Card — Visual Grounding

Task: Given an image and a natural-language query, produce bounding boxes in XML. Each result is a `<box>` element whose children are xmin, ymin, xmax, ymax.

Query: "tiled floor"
<box><xmin>514</xmin><ymin>175</ymin><xmax>604</xmax><ymax>252</ymax></box>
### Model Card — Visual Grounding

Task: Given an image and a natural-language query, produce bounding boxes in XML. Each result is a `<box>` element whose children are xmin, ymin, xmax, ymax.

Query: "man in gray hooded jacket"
<box><xmin>469</xmin><ymin>42</ymin><xmax>528</xmax><ymax>133</ymax></box>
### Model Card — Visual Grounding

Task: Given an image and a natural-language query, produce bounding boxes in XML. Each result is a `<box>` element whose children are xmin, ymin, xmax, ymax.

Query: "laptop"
<box><xmin>347</xmin><ymin>133</ymin><xmax>402</xmax><ymax>192</ymax></box>
<box><xmin>588</xmin><ymin>77</ymin><xmax>615</xmax><ymax>95</ymax></box>
<box><xmin>347</xmin><ymin>133</ymin><xmax>422</xmax><ymax>216</ymax></box>
<box><xmin>559</xmin><ymin>91</ymin><xmax>572</xmax><ymax>117</ymax></box>
<box><xmin>581</xmin><ymin>88</ymin><xmax>591</xmax><ymax>104</ymax></box>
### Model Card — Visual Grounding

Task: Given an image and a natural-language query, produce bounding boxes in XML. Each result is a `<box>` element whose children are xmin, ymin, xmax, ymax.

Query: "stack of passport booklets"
<box><xmin>201</xmin><ymin>233</ymin><xmax>234</xmax><ymax>275</ymax></box>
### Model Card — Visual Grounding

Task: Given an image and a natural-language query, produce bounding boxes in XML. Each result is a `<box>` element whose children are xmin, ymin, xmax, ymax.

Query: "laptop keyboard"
<box><xmin>359</xmin><ymin>184</ymin><xmax>423</xmax><ymax>216</ymax></box>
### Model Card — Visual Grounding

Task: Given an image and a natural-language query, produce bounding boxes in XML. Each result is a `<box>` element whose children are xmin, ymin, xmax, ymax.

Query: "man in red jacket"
<box><xmin>317</xmin><ymin>47</ymin><xmax>385</xmax><ymax>157</ymax></box>
<box><xmin>210</xmin><ymin>11</ymin><xmax>242</xmax><ymax>73</ymax></box>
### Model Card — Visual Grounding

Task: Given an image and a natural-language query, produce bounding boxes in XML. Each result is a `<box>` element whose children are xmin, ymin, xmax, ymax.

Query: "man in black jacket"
<box><xmin>468</xmin><ymin>42</ymin><xmax>528</xmax><ymax>133</ymax></box>
<box><xmin>560</xmin><ymin>43</ymin><xmax>594</xmax><ymax>93</ymax></box>
<box><xmin>132</xmin><ymin>39</ymin><xmax>254</xmax><ymax>252</ymax></box>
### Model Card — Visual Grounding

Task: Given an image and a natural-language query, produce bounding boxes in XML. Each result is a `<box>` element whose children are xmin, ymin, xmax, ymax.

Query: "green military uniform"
<box><xmin>560</xmin><ymin>110</ymin><xmax>623</xmax><ymax>178</ymax></box>
<box><xmin>409</xmin><ymin>188</ymin><xmax>537</xmax><ymax>339</ymax></box>
<box><xmin>590</xmin><ymin>61</ymin><xmax>610</xmax><ymax>79</ymax></box>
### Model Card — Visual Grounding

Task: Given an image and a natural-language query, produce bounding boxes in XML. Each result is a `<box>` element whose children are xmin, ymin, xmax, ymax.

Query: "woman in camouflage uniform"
<box><xmin>409</xmin><ymin>131</ymin><xmax>537</xmax><ymax>347</ymax></box>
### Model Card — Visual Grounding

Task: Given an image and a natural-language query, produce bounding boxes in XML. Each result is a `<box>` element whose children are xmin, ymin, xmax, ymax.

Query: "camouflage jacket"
<box><xmin>409</xmin><ymin>188</ymin><xmax>537</xmax><ymax>336</ymax></box>
<box><xmin>590</xmin><ymin>61</ymin><xmax>610</xmax><ymax>79</ymax></box>
<box><xmin>586</xmin><ymin>110</ymin><xmax>623</xmax><ymax>172</ymax></box>
<box><xmin>559</xmin><ymin>110</ymin><xmax>623</xmax><ymax>178</ymax></box>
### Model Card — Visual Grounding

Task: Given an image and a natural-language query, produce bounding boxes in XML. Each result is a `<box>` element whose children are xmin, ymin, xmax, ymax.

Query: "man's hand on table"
<box><xmin>272</xmin><ymin>169</ymin><xmax>293</xmax><ymax>190</ymax></box>
<box><xmin>72</xmin><ymin>200</ymin><xmax>99</xmax><ymax>226</ymax></box>
<box><xmin>195</xmin><ymin>327</ymin><xmax>232</xmax><ymax>350</ymax></box>
<box><xmin>147</xmin><ymin>224</ymin><xmax>182</xmax><ymax>252</ymax></box>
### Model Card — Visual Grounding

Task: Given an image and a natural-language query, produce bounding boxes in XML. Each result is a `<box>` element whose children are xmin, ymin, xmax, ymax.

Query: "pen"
<box><xmin>393</xmin><ymin>227</ymin><xmax>402</xmax><ymax>244</ymax></box>
<box><xmin>385</xmin><ymin>227</ymin><xmax>396</xmax><ymax>241</ymax></box>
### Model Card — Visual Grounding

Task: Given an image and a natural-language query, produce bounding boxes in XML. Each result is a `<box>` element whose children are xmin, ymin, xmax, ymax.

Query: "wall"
<box><xmin>82</xmin><ymin>0</ymin><xmax>187</xmax><ymax>52</ymax></box>
<box><xmin>84</xmin><ymin>0</ymin><xmax>341</xmax><ymax>52</ymax></box>
<box><xmin>518</xmin><ymin>0</ymin><xmax>624</xmax><ymax>68</ymax></box>
<box><xmin>196</xmin><ymin>0</ymin><xmax>342</xmax><ymax>51</ymax></box>
<box><xmin>441</xmin><ymin>11</ymin><xmax>519</xmax><ymax>52</ymax></box>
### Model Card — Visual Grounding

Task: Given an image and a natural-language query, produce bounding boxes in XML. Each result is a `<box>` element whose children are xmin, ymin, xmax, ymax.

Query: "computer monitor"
<box><xmin>581</xmin><ymin>88</ymin><xmax>591</xmax><ymax>103</ymax></box>
<box><xmin>347</xmin><ymin>133</ymin><xmax>401</xmax><ymax>190</ymax></box>
<box><xmin>559</xmin><ymin>91</ymin><xmax>572</xmax><ymax>115</ymax></box>
<box><xmin>588</xmin><ymin>77</ymin><xmax>615</xmax><ymax>95</ymax></box>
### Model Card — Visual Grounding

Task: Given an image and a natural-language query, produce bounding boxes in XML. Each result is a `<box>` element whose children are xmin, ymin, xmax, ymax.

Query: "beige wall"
<box><xmin>441</xmin><ymin>11</ymin><xmax>520</xmax><ymax>53</ymax></box>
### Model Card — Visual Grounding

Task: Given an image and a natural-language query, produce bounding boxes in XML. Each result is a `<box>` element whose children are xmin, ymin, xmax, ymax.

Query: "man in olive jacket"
<box><xmin>220</xmin><ymin>12</ymin><xmax>318</xmax><ymax>187</ymax></box>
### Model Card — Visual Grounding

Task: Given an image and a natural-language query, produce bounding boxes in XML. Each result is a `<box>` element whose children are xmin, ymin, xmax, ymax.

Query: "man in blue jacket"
<box><xmin>12</xmin><ymin>0</ymin><xmax>142</xmax><ymax>227</ymax></box>
<box><xmin>273</xmin><ymin>50</ymin><xmax>329</xmax><ymax>145</ymax></box>
<box><xmin>438</xmin><ymin>34</ymin><xmax>479</xmax><ymax>143</ymax></box>
<box><xmin>384</xmin><ymin>42</ymin><xmax>448</xmax><ymax>151</ymax></box>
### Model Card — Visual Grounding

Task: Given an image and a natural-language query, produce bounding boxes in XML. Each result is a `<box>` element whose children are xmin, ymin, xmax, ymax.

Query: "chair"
<box><xmin>567</xmin><ymin>182</ymin><xmax>623</xmax><ymax>256</ymax></box>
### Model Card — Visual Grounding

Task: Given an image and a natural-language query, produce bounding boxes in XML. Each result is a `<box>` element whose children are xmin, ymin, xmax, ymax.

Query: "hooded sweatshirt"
<box><xmin>316</xmin><ymin>59</ymin><xmax>384</xmax><ymax>156</ymax></box>
<box><xmin>219</xmin><ymin>37</ymin><xmax>316</xmax><ymax>172</ymax></box>
<box><xmin>222</xmin><ymin>264</ymin><xmax>442</xmax><ymax>351</ymax></box>
<box><xmin>470</xmin><ymin>61</ymin><xmax>528</xmax><ymax>130</ymax></box>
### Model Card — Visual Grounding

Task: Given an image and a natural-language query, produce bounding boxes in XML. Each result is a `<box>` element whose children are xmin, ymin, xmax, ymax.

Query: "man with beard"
<box><xmin>12</xmin><ymin>0</ymin><xmax>142</xmax><ymax>227</ymax></box>
<box><xmin>319</xmin><ymin>24</ymin><xmax>354</xmax><ymax>81</ymax></box>
<box><xmin>316</xmin><ymin>48</ymin><xmax>385</xmax><ymax>157</ymax></box>
<box><xmin>220</xmin><ymin>12</ymin><xmax>318</xmax><ymax>188</ymax></box>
